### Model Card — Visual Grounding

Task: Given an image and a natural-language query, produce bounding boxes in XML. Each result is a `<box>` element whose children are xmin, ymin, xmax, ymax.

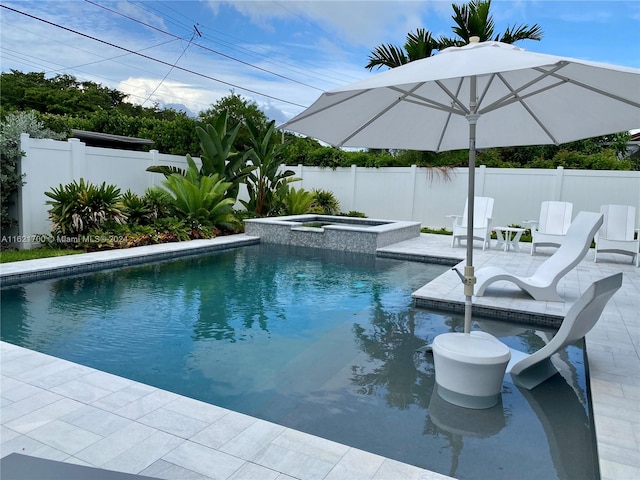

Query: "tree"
<box><xmin>241</xmin><ymin>119</ymin><xmax>298</xmax><ymax>216</ymax></box>
<box><xmin>440</xmin><ymin>0</ymin><xmax>543</xmax><ymax>48</ymax></box>
<box><xmin>365</xmin><ymin>28</ymin><xmax>438</xmax><ymax>70</ymax></box>
<box><xmin>366</xmin><ymin>0</ymin><xmax>543</xmax><ymax>70</ymax></box>
<box><xmin>0</xmin><ymin>71</ymin><xmax>127</xmax><ymax>116</ymax></box>
<box><xmin>147</xmin><ymin>111</ymin><xmax>255</xmax><ymax>201</ymax></box>
<box><xmin>198</xmin><ymin>91</ymin><xmax>269</xmax><ymax>151</ymax></box>
<box><xmin>1</xmin><ymin>111</ymin><xmax>65</xmax><ymax>233</ymax></box>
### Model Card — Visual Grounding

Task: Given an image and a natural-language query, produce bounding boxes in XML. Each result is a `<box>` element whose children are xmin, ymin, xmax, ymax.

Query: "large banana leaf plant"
<box><xmin>241</xmin><ymin>119</ymin><xmax>299</xmax><ymax>216</ymax></box>
<box><xmin>155</xmin><ymin>156</ymin><xmax>236</xmax><ymax>231</ymax></box>
<box><xmin>147</xmin><ymin>111</ymin><xmax>255</xmax><ymax>201</ymax></box>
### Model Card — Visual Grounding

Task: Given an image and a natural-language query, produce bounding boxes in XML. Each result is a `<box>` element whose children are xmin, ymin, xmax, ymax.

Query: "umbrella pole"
<box><xmin>463</xmin><ymin>77</ymin><xmax>480</xmax><ymax>335</ymax></box>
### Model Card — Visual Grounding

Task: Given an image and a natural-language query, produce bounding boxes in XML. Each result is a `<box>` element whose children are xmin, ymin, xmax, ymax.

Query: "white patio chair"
<box><xmin>524</xmin><ymin>201</ymin><xmax>573</xmax><ymax>255</ymax></box>
<box><xmin>470</xmin><ymin>272</ymin><xmax>622</xmax><ymax>389</ymax></box>
<box><xmin>475</xmin><ymin>211</ymin><xmax>603</xmax><ymax>302</ymax></box>
<box><xmin>594</xmin><ymin>204</ymin><xmax>639</xmax><ymax>267</ymax></box>
<box><xmin>449</xmin><ymin>196</ymin><xmax>494</xmax><ymax>250</ymax></box>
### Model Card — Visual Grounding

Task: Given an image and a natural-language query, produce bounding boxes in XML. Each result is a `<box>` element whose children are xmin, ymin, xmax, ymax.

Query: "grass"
<box><xmin>0</xmin><ymin>248</ymin><xmax>83</xmax><ymax>263</ymax></box>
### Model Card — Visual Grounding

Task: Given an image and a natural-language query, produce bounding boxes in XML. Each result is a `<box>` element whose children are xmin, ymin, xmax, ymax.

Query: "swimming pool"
<box><xmin>0</xmin><ymin>244</ymin><xmax>598</xmax><ymax>480</ymax></box>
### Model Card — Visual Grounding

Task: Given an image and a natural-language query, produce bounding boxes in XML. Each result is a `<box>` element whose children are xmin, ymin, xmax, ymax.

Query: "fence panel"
<box><xmin>15</xmin><ymin>134</ymin><xmax>640</xmax><ymax>249</ymax></box>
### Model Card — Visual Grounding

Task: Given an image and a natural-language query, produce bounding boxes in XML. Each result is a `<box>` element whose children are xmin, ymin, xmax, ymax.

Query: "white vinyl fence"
<box><xmin>11</xmin><ymin>134</ymin><xmax>640</xmax><ymax>249</ymax></box>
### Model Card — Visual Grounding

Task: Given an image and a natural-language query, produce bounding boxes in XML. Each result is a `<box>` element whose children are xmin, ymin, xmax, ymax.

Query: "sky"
<box><xmin>1</xmin><ymin>0</ymin><xmax>639</xmax><ymax>124</ymax></box>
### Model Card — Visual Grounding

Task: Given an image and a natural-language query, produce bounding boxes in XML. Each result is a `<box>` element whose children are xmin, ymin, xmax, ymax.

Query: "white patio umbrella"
<box><xmin>281</xmin><ymin>39</ymin><xmax>640</xmax><ymax>334</ymax></box>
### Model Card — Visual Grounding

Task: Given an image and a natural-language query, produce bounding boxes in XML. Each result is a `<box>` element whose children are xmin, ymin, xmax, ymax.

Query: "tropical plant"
<box><xmin>1</xmin><ymin>110</ymin><xmax>65</xmax><ymax>232</ymax></box>
<box><xmin>440</xmin><ymin>0</ymin><xmax>543</xmax><ymax>48</ymax></box>
<box><xmin>365</xmin><ymin>0</ymin><xmax>542</xmax><ymax>70</ymax></box>
<box><xmin>366</xmin><ymin>28</ymin><xmax>438</xmax><ymax>70</ymax></box>
<box><xmin>121</xmin><ymin>190</ymin><xmax>152</xmax><ymax>225</ymax></box>
<box><xmin>280</xmin><ymin>187</ymin><xmax>315</xmax><ymax>215</ymax></box>
<box><xmin>45</xmin><ymin>179</ymin><xmax>126</xmax><ymax>236</ymax></box>
<box><xmin>241</xmin><ymin>118</ymin><xmax>299</xmax><ymax>216</ymax></box>
<box><xmin>341</xmin><ymin>211</ymin><xmax>368</xmax><ymax>218</ymax></box>
<box><xmin>198</xmin><ymin>91</ymin><xmax>270</xmax><ymax>152</ymax></box>
<box><xmin>155</xmin><ymin>156</ymin><xmax>237</xmax><ymax>233</ymax></box>
<box><xmin>147</xmin><ymin>111</ymin><xmax>254</xmax><ymax>201</ymax></box>
<box><xmin>311</xmin><ymin>189</ymin><xmax>341</xmax><ymax>215</ymax></box>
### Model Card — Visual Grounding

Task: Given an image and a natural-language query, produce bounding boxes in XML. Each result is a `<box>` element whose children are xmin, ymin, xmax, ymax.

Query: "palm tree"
<box><xmin>365</xmin><ymin>28</ymin><xmax>438</xmax><ymax>70</ymax></box>
<box><xmin>439</xmin><ymin>0</ymin><xmax>543</xmax><ymax>48</ymax></box>
<box><xmin>365</xmin><ymin>0</ymin><xmax>543</xmax><ymax>71</ymax></box>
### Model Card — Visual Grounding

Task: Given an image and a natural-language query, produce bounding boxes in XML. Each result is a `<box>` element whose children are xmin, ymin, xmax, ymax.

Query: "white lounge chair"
<box><xmin>449</xmin><ymin>196</ymin><xmax>494</xmax><ymax>250</ymax></box>
<box><xmin>476</xmin><ymin>211</ymin><xmax>603</xmax><ymax>302</ymax></box>
<box><xmin>594</xmin><ymin>204</ymin><xmax>639</xmax><ymax>267</ymax></box>
<box><xmin>470</xmin><ymin>272</ymin><xmax>622</xmax><ymax>390</ymax></box>
<box><xmin>524</xmin><ymin>201</ymin><xmax>573</xmax><ymax>255</ymax></box>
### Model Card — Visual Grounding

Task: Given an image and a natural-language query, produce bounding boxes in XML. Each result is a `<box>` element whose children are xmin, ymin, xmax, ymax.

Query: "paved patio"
<box><xmin>1</xmin><ymin>233</ymin><xmax>638</xmax><ymax>479</ymax></box>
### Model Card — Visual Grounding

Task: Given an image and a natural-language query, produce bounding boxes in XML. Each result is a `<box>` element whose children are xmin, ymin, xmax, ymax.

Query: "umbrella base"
<box><xmin>432</xmin><ymin>331</ymin><xmax>511</xmax><ymax>409</ymax></box>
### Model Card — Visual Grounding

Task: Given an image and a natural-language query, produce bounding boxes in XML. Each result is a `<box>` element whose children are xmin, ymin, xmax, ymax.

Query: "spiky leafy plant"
<box><xmin>280</xmin><ymin>187</ymin><xmax>315</xmax><ymax>215</ymax></box>
<box><xmin>147</xmin><ymin>111</ymin><xmax>255</xmax><ymax>201</ymax></box>
<box><xmin>155</xmin><ymin>156</ymin><xmax>237</xmax><ymax>232</ymax></box>
<box><xmin>45</xmin><ymin>179</ymin><xmax>125</xmax><ymax>235</ymax></box>
<box><xmin>311</xmin><ymin>189</ymin><xmax>341</xmax><ymax>215</ymax></box>
<box><xmin>241</xmin><ymin>119</ymin><xmax>299</xmax><ymax>216</ymax></box>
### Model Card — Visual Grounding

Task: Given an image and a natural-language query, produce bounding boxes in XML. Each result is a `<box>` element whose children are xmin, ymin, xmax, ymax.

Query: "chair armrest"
<box><xmin>522</xmin><ymin>220</ymin><xmax>539</xmax><ymax>231</ymax></box>
<box><xmin>446</xmin><ymin>215</ymin><xmax>463</xmax><ymax>227</ymax></box>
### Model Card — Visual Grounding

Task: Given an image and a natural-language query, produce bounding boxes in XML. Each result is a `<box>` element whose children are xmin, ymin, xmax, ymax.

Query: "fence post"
<box><xmin>554</xmin><ymin>166</ymin><xmax>564</xmax><ymax>200</ymax></box>
<box><xmin>477</xmin><ymin>164</ymin><xmax>487</xmax><ymax>196</ymax></box>
<box><xmin>69</xmin><ymin>138</ymin><xmax>86</xmax><ymax>179</ymax></box>
<box><xmin>148</xmin><ymin>150</ymin><xmax>159</xmax><ymax>188</ymax></box>
<box><xmin>297</xmin><ymin>164</ymin><xmax>304</xmax><ymax>188</ymax></box>
<box><xmin>17</xmin><ymin>134</ymin><xmax>32</xmax><ymax>249</ymax></box>
<box><xmin>409</xmin><ymin>165</ymin><xmax>417</xmax><ymax>221</ymax></box>
<box><xmin>350</xmin><ymin>165</ymin><xmax>357</xmax><ymax>212</ymax></box>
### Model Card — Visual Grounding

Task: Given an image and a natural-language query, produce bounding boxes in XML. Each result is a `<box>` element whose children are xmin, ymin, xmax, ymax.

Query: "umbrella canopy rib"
<box><xmin>494</xmin><ymin>73</ymin><xmax>559</xmax><ymax>144</ymax></box>
<box><xmin>336</xmin><ymin>83</ymin><xmax>424</xmax><ymax>147</ymax></box>
<box><xmin>546</xmin><ymin>71</ymin><xmax>640</xmax><ymax>109</ymax></box>
<box><xmin>389</xmin><ymin>87</ymin><xmax>467</xmax><ymax>115</ymax></box>
<box><xmin>479</xmin><ymin>63</ymin><xmax>570</xmax><ymax>114</ymax></box>
<box><xmin>286</xmin><ymin>89</ymin><xmax>370</xmax><ymax>125</ymax></box>
<box><xmin>435</xmin><ymin>79</ymin><xmax>470</xmax><ymax>115</ymax></box>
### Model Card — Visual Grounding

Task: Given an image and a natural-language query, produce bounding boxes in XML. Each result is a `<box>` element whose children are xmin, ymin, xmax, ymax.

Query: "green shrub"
<box><xmin>281</xmin><ymin>187</ymin><xmax>315</xmax><ymax>215</ymax></box>
<box><xmin>1</xmin><ymin>110</ymin><xmax>65</xmax><ymax>233</ymax></box>
<box><xmin>340</xmin><ymin>211</ymin><xmax>367</xmax><ymax>218</ymax></box>
<box><xmin>155</xmin><ymin>156</ymin><xmax>237</xmax><ymax>233</ymax></box>
<box><xmin>45</xmin><ymin>179</ymin><xmax>125</xmax><ymax>238</ymax></box>
<box><xmin>312</xmin><ymin>189</ymin><xmax>340</xmax><ymax>215</ymax></box>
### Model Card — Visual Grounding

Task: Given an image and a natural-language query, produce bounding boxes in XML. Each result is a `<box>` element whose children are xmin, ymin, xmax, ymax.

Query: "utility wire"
<box><xmin>124</xmin><ymin>0</ymin><xmax>352</xmax><ymax>86</ymax></box>
<box><xmin>1</xmin><ymin>4</ymin><xmax>308</xmax><ymax>108</ymax></box>
<box><xmin>84</xmin><ymin>0</ymin><xmax>323</xmax><ymax>92</ymax></box>
<box><xmin>140</xmin><ymin>25</ymin><xmax>200</xmax><ymax>107</ymax></box>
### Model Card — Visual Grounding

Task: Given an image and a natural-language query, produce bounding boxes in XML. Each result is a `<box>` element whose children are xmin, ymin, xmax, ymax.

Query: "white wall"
<box><xmin>15</xmin><ymin>134</ymin><xmax>640</xmax><ymax>248</ymax></box>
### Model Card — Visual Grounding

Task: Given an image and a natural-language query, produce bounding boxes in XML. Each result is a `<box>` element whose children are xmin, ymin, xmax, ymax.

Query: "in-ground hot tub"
<box><xmin>244</xmin><ymin>214</ymin><xmax>421</xmax><ymax>254</ymax></box>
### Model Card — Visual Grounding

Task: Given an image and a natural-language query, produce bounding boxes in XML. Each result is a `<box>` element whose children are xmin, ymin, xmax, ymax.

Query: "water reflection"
<box><xmin>350</xmin><ymin>304</ymin><xmax>596</xmax><ymax>480</ymax></box>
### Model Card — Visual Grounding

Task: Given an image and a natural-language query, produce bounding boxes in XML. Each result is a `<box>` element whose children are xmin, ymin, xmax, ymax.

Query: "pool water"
<box><xmin>0</xmin><ymin>244</ymin><xmax>597</xmax><ymax>480</ymax></box>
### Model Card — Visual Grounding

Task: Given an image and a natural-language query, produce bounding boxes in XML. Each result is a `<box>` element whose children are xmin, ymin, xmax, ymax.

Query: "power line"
<box><xmin>83</xmin><ymin>0</ymin><xmax>324</xmax><ymax>92</ymax></box>
<box><xmin>140</xmin><ymin>25</ymin><xmax>200</xmax><ymax>107</ymax></box>
<box><xmin>1</xmin><ymin>4</ymin><xmax>308</xmax><ymax>108</ymax></box>
<box><xmin>127</xmin><ymin>0</ymin><xmax>358</xmax><ymax>86</ymax></box>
